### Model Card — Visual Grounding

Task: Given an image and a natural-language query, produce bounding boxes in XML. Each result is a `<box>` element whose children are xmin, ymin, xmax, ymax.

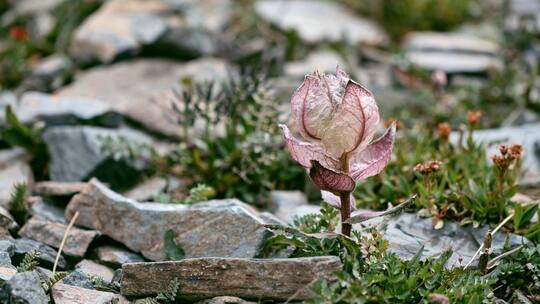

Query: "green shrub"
<box><xmin>344</xmin><ymin>0</ymin><xmax>477</xmax><ymax>42</ymax></box>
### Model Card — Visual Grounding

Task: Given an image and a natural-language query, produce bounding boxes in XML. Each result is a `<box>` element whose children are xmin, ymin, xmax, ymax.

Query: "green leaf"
<box><xmin>164</xmin><ymin>230</ymin><xmax>185</xmax><ymax>261</ymax></box>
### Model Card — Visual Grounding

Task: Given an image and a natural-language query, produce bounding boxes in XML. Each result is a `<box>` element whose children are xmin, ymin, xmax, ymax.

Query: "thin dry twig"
<box><xmin>53</xmin><ymin>211</ymin><xmax>79</xmax><ymax>275</ymax></box>
<box><xmin>464</xmin><ymin>213</ymin><xmax>513</xmax><ymax>269</ymax></box>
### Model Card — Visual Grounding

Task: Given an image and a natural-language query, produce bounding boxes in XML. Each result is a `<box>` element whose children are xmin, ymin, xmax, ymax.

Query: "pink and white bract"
<box><xmin>279</xmin><ymin>66</ymin><xmax>396</xmax><ymax>198</ymax></box>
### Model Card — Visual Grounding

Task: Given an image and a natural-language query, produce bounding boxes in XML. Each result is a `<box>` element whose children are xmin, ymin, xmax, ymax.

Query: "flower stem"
<box><xmin>339</xmin><ymin>154</ymin><xmax>352</xmax><ymax>237</ymax></box>
<box><xmin>339</xmin><ymin>191</ymin><xmax>352</xmax><ymax>237</ymax></box>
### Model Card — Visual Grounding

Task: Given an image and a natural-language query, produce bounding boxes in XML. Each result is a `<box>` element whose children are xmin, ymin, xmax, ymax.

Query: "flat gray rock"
<box><xmin>0</xmin><ymin>271</ymin><xmax>48</xmax><ymax>304</ymax></box>
<box><xmin>255</xmin><ymin>0</ymin><xmax>386</xmax><ymax>45</ymax></box>
<box><xmin>381</xmin><ymin>213</ymin><xmax>529</xmax><ymax>267</ymax></box>
<box><xmin>12</xmin><ymin>92</ymin><xmax>120</xmax><ymax>127</ymax></box>
<box><xmin>25</xmin><ymin>196</ymin><xmax>67</xmax><ymax>224</ymax></box>
<box><xmin>65</xmin><ymin>179</ymin><xmax>269</xmax><ymax>261</ymax></box>
<box><xmin>270</xmin><ymin>190</ymin><xmax>320</xmax><ymax>223</ymax></box>
<box><xmin>9</xmin><ymin>238</ymin><xmax>66</xmax><ymax>269</ymax></box>
<box><xmin>121</xmin><ymin>256</ymin><xmax>341</xmax><ymax>300</ymax></box>
<box><xmin>94</xmin><ymin>245</ymin><xmax>145</xmax><ymax>268</ymax></box>
<box><xmin>75</xmin><ymin>259</ymin><xmax>114</xmax><ymax>282</ymax></box>
<box><xmin>52</xmin><ymin>283</ymin><xmax>129</xmax><ymax>304</ymax></box>
<box><xmin>402</xmin><ymin>32</ymin><xmax>501</xmax><ymax>73</ymax></box>
<box><xmin>43</xmin><ymin>126</ymin><xmax>153</xmax><ymax>182</ymax></box>
<box><xmin>58</xmin><ymin>58</ymin><xmax>234</xmax><ymax>138</ymax></box>
<box><xmin>19</xmin><ymin>216</ymin><xmax>99</xmax><ymax>257</ymax></box>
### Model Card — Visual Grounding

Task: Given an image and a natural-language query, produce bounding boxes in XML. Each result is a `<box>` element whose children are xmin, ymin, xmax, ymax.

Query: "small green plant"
<box><xmin>141</xmin><ymin>278</ymin><xmax>180</xmax><ymax>304</ymax></box>
<box><xmin>86</xmin><ymin>273</ymin><xmax>119</xmax><ymax>292</ymax></box>
<box><xmin>353</xmin><ymin>114</ymin><xmax>537</xmax><ymax>237</ymax></box>
<box><xmin>9</xmin><ymin>183</ymin><xmax>28</xmax><ymax>225</ymax></box>
<box><xmin>164</xmin><ymin>230</ymin><xmax>185</xmax><ymax>261</ymax></box>
<box><xmin>101</xmin><ymin>72</ymin><xmax>305</xmax><ymax>207</ymax></box>
<box><xmin>343</xmin><ymin>0</ymin><xmax>477</xmax><ymax>42</ymax></box>
<box><xmin>265</xmin><ymin>203</ymin><xmax>539</xmax><ymax>303</ymax></box>
<box><xmin>41</xmin><ymin>271</ymin><xmax>68</xmax><ymax>294</ymax></box>
<box><xmin>16</xmin><ymin>250</ymin><xmax>40</xmax><ymax>272</ymax></box>
<box><xmin>1</xmin><ymin>106</ymin><xmax>49</xmax><ymax>180</ymax></box>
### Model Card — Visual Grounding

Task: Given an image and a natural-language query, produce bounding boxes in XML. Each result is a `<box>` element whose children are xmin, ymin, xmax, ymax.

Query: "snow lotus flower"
<box><xmin>279</xmin><ymin>66</ymin><xmax>396</xmax><ymax>236</ymax></box>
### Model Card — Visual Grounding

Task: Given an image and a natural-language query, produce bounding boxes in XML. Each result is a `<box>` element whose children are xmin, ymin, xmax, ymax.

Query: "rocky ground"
<box><xmin>0</xmin><ymin>0</ymin><xmax>539</xmax><ymax>303</ymax></box>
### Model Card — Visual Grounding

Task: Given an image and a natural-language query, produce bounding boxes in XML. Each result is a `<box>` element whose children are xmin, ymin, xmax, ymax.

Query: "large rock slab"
<box><xmin>9</xmin><ymin>92</ymin><xmax>120</xmax><ymax>127</ymax></box>
<box><xmin>121</xmin><ymin>256</ymin><xmax>341</xmax><ymax>300</ymax></box>
<box><xmin>52</xmin><ymin>283</ymin><xmax>129</xmax><ymax>304</ymax></box>
<box><xmin>0</xmin><ymin>271</ymin><xmax>48</xmax><ymax>304</ymax></box>
<box><xmin>451</xmin><ymin>123</ymin><xmax>540</xmax><ymax>186</ymax></box>
<box><xmin>58</xmin><ymin>58</ymin><xmax>233</xmax><ymax>138</ymax></box>
<box><xmin>19</xmin><ymin>216</ymin><xmax>99</xmax><ymax>257</ymax></box>
<box><xmin>381</xmin><ymin>213</ymin><xmax>529</xmax><ymax>267</ymax></box>
<box><xmin>43</xmin><ymin>126</ymin><xmax>153</xmax><ymax>182</ymax></box>
<box><xmin>65</xmin><ymin>179</ymin><xmax>269</xmax><ymax>261</ymax></box>
<box><xmin>255</xmin><ymin>0</ymin><xmax>386</xmax><ymax>45</ymax></box>
<box><xmin>402</xmin><ymin>32</ymin><xmax>501</xmax><ymax>73</ymax></box>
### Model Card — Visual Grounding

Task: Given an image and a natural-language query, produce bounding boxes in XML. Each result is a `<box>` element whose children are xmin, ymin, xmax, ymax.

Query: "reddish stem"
<box><xmin>340</xmin><ymin>191</ymin><xmax>352</xmax><ymax>237</ymax></box>
<box><xmin>339</xmin><ymin>154</ymin><xmax>352</xmax><ymax>237</ymax></box>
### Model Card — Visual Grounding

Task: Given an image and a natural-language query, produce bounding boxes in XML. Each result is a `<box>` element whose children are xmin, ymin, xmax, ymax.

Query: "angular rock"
<box><xmin>43</xmin><ymin>126</ymin><xmax>153</xmax><ymax>182</ymax></box>
<box><xmin>75</xmin><ymin>259</ymin><xmax>114</xmax><ymax>282</ymax></box>
<box><xmin>270</xmin><ymin>190</ymin><xmax>317</xmax><ymax>223</ymax></box>
<box><xmin>31</xmin><ymin>54</ymin><xmax>73</xmax><ymax>78</ymax></box>
<box><xmin>58</xmin><ymin>58</ymin><xmax>234</xmax><ymax>138</ymax></box>
<box><xmin>402</xmin><ymin>32</ymin><xmax>501</xmax><ymax>73</ymax></box>
<box><xmin>381</xmin><ymin>213</ymin><xmax>529</xmax><ymax>267</ymax></box>
<box><xmin>0</xmin><ymin>159</ymin><xmax>33</xmax><ymax>209</ymax></box>
<box><xmin>25</xmin><ymin>196</ymin><xmax>67</xmax><ymax>224</ymax></box>
<box><xmin>33</xmin><ymin>181</ymin><xmax>87</xmax><ymax>197</ymax></box>
<box><xmin>0</xmin><ymin>206</ymin><xmax>18</xmax><ymax>231</ymax></box>
<box><xmin>69</xmin><ymin>0</ymin><xmax>230</xmax><ymax>63</ymax></box>
<box><xmin>12</xmin><ymin>92</ymin><xmax>120</xmax><ymax>127</ymax></box>
<box><xmin>10</xmin><ymin>238</ymin><xmax>66</xmax><ymax>269</ymax></box>
<box><xmin>19</xmin><ymin>216</ymin><xmax>99</xmax><ymax>257</ymax></box>
<box><xmin>124</xmin><ymin>176</ymin><xmax>167</xmax><ymax>201</ymax></box>
<box><xmin>62</xmin><ymin>270</ymin><xmax>95</xmax><ymax>290</ymax></box>
<box><xmin>451</xmin><ymin>123</ymin><xmax>540</xmax><ymax>186</ymax></box>
<box><xmin>0</xmin><ymin>240</ymin><xmax>15</xmax><ymax>256</ymax></box>
<box><xmin>65</xmin><ymin>179</ymin><xmax>269</xmax><ymax>261</ymax></box>
<box><xmin>0</xmin><ymin>251</ymin><xmax>16</xmax><ymax>282</ymax></box>
<box><xmin>121</xmin><ymin>256</ymin><xmax>342</xmax><ymax>300</ymax></box>
<box><xmin>52</xmin><ymin>283</ymin><xmax>129</xmax><ymax>304</ymax></box>
<box><xmin>0</xmin><ymin>271</ymin><xmax>48</xmax><ymax>304</ymax></box>
<box><xmin>94</xmin><ymin>245</ymin><xmax>145</xmax><ymax>268</ymax></box>
<box><xmin>255</xmin><ymin>0</ymin><xmax>386</xmax><ymax>45</ymax></box>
